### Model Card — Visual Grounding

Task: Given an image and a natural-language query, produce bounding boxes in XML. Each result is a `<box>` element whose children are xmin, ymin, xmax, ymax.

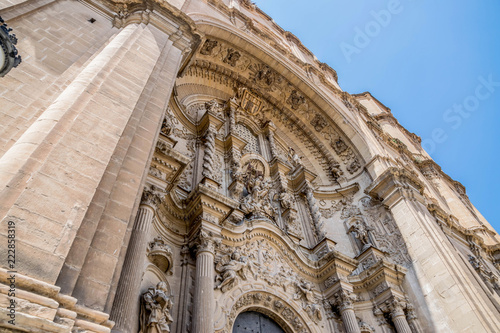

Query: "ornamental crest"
<box><xmin>241</xmin><ymin>89</ymin><xmax>264</xmax><ymax>115</ymax></box>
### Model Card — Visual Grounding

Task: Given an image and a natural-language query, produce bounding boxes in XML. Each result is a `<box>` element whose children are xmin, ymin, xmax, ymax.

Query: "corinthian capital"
<box><xmin>388</xmin><ymin>298</ymin><xmax>406</xmax><ymax>318</ymax></box>
<box><xmin>332</xmin><ymin>289</ymin><xmax>356</xmax><ymax>312</ymax></box>
<box><xmin>141</xmin><ymin>185</ymin><xmax>165</xmax><ymax>208</ymax></box>
<box><xmin>191</xmin><ymin>229</ymin><xmax>217</xmax><ymax>255</ymax></box>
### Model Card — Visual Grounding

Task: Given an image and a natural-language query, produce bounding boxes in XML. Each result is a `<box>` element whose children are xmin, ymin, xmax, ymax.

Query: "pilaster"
<box><xmin>367</xmin><ymin>167</ymin><xmax>500</xmax><ymax>332</ymax></box>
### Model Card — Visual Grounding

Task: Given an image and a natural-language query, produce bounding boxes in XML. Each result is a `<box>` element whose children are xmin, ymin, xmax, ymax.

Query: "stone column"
<box><xmin>110</xmin><ymin>186</ymin><xmax>162</xmax><ymax>333</ymax></box>
<box><xmin>192</xmin><ymin>231</ymin><xmax>216</xmax><ymax>333</ymax></box>
<box><xmin>391</xmin><ymin>300</ymin><xmax>412</xmax><ymax>333</ymax></box>
<box><xmin>334</xmin><ymin>290</ymin><xmax>360</xmax><ymax>333</ymax></box>
<box><xmin>202</xmin><ymin>125</ymin><xmax>216</xmax><ymax>180</ymax></box>
<box><xmin>405</xmin><ymin>301</ymin><xmax>422</xmax><ymax>333</ymax></box>
<box><xmin>340</xmin><ymin>307</ymin><xmax>360</xmax><ymax>333</ymax></box>
<box><xmin>228</xmin><ymin>98</ymin><xmax>237</xmax><ymax>135</ymax></box>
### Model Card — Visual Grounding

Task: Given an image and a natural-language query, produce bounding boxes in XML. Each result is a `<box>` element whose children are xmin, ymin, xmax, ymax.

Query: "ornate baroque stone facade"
<box><xmin>1</xmin><ymin>0</ymin><xmax>500</xmax><ymax>332</ymax></box>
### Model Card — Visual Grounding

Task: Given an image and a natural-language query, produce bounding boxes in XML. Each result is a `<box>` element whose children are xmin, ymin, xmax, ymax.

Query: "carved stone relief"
<box><xmin>200</xmin><ymin>39</ymin><xmax>220</xmax><ymax>56</ymax></box>
<box><xmin>139</xmin><ymin>282</ymin><xmax>174</xmax><ymax>333</ymax></box>
<box><xmin>249</xmin><ymin>63</ymin><xmax>283</xmax><ymax>90</ymax></box>
<box><xmin>310</xmin><ymin>114</ymin><xmax>328</xmax><ymax>133</ymax></box>
<box><xmin>215</xmin><ymin>239</ymin><xmax>299</xmax><ymax>293</ymax></box>
<box><xmin>293</xmin><ymin>279</ymin><xmax>323</xmax><ymax>323</ymax></box>
<box><xmin>223</xmin><ymin>48</ymin><xmax>241</xmax><ymax>67</ymax></box>
<box><xmin>360</xmin><ymin>197</ymin><xmax>411</xmax><ymax>266</ymax></box>
<box><xmin>192</xmin><ymin>38</ymin><xmax>364</xmax><ymax>179</ymax></box>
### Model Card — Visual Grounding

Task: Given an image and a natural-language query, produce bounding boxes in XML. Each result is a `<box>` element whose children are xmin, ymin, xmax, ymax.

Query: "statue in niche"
<box><xmin>241</xmin><ymin>174</ymin><xmax>275</xmax><ymax>219</ymax></box>
<box><xmin>215</xmin><ymin>251</ymin><xmax>250</xmax><ymax>292</ymax></box>
<box><xmin>139</xmin><ymin>282</ymin><xmax>173</xmax><ymax>333</ymax></box>
<box><xmin>287</xmin><ymin>147</ymin><xmax>303</xmax><ymax>169</ymax></box>
<box><xmin>351</xmin><ymin>220</ymin><xmax>373</xmax><ymax>249</ymax></box>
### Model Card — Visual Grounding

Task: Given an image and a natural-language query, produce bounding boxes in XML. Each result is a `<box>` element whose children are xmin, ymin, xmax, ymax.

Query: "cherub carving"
<box><xmin>215</xmin><ymin>252</ymin><xmax>249</xmax><ymax>292</ymax></box>
<box><xmin>139</xmin><ymin>282</ymin><xmax>173</xmax><ymax>333</ymax></box>
<box><xmin>294</xmin><ymin>279</ymin><xmax>315</xmax><ymax>303</ymax></box>
<box><xmin>293</xmin><ymin>279</ymin><xmax>322</xmax><ymax>323</ymax></box>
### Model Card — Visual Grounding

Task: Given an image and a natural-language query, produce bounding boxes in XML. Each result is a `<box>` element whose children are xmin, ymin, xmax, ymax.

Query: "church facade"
<box><xmin>1</xmin><ymin>0</ymin><xmax>500</xmax><ymax>332</ymax></box>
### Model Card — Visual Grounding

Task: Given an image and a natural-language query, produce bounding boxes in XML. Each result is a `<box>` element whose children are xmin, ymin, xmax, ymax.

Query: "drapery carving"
<box><xmin>139</xmin><ymin>282</ymin><xmax>174</xmax><ymax>333</ymax></box>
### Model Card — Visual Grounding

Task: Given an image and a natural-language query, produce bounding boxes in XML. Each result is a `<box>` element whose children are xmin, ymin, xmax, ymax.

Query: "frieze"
<box><xmin>200</xmin><ymin>39</ymin><xmax>219</xmax><ymax>55</ymax></box>
<box><xmin>249</xmin><ymin>63</ymin><xmax>283</xmax><ymax>90</ymax></box>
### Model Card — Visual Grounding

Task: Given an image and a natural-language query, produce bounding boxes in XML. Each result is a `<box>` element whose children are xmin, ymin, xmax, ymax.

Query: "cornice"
<box><xmin>313</xmin><ymin>182</ymin><xmax>360</xmax><ymax>200</ymax></box>
<box><xmin>80</xmin><ymin>0</ymin><xmax>202</xmax><ymax>49</ymax></box>
<box><xmin>366</xmin><ymin>167</ymin><xmax>425</xmax><ymax>208</ymax></box>
<box><xmin>427</xmin><ymin>201</ymin><xmax>500</xmax><ymax>256</ymax></box>
<box><xmin>351</xmin><ymin>259</ymin><xmax>407</xmax><ymax>293</ymax></box>
<box><xmin>354</xmin><ymin>92</ymin><xmax>422</xmax><ymax>146</ymax></box>
<box><xmin>219</xmin><ymin>224</ymin><xmax>358</xmax><ymax>281</ymax></box>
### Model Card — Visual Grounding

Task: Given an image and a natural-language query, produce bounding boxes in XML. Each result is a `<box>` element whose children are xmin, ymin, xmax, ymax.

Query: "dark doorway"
<box><xmin>232</xmin><ymin>311</ymin><xmax>285</xmax><ymax>333</ymax></box>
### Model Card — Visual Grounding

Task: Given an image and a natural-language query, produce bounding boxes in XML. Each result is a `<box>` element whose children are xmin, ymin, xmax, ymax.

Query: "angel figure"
<box><xmin>139</xmin><ymin>282</ymin><xmax>173</xmax><ymax>333</ymax></box>
<box><xmin>294</xmin><ymin>279</ymin><xmax>315</xmax><ymax>303</ymax></box>
<box><xmin>216</xmin><ymin>252</ymin><xmax>248</xmax><ymax>292</ymax></box>
<box><xmin>287</xmin><ymin>147</ymin><xmax>303</xmax><ymax>168</ymax></box>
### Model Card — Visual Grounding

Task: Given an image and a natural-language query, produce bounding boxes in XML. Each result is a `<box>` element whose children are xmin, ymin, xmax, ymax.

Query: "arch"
<box><xmin>186</xmin><ymin>19</ymin><xmax>377</xmax><ymax>164</ymax></box>
<box><xmin>239</xmin><ymin>154</ymin><xmax>270</xmax><ymax>178</ymax></box>
<box><xmin>216</xmin><ymin>291</ymin><xmax>313</xmax><ymax>333</ymax></box>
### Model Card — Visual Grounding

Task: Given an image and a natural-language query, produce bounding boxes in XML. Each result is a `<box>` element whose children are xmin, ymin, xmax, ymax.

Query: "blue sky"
<box><xmin>255</xmin><ymin>1</ymin><xmax>500</xmax><ymax>231</ymax></box>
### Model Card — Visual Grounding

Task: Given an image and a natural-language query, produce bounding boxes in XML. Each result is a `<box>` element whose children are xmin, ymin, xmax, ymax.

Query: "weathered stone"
<box><xmin>0</xmin><ymin>2</ymin><xmax>498</xmax><ymax>333</ymax></box>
